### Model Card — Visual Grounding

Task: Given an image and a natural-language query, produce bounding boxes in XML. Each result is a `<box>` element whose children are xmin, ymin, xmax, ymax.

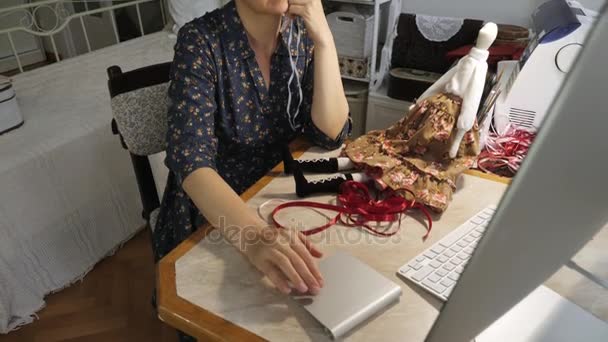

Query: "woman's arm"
<box><xmin>310</xmin><ymin>36</ymin><xmax>349</xmax><ymax>139</ymax></box>
<box><xmin>289</xmin><ymin>0</ymin><xmax>349</xmax><ymax>140</ymax></box>
<box><xmin>183</xmin><ymin>168</ymin><xmax>324</xmax><ymax>295</ymax></box>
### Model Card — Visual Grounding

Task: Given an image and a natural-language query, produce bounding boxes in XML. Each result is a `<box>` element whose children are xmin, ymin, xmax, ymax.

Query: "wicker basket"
<box><xmin>339</xmin><ymin>55</ymin><xmax>369</xmax><ymax>79</ymax></box>
<box><xmin>327</xmin><ymin>11</ymin><xmax>374</xmax><ymax>59</ymax></box>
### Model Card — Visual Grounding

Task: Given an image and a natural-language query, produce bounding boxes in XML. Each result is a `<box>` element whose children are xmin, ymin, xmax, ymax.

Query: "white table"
<box><xmin>0</xmin><ymin>31</ymin><xmax>174</xmax><ymax>333</ymax></box>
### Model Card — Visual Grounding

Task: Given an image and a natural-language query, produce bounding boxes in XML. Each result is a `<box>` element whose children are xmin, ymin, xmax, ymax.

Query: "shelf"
<box><xmin>341</xmin><ymin>74</ymin><xmax>370</xmax><ymax>83</ymax></box>
<box><xmin>328</xmin><ymin>0</ymin><xmax>391</xmax><ymax>5</ymax></box>
<box><xmin>369</xmin><ymin>79</ymin><xmax>412</xmax><ymax>106</ymax></box>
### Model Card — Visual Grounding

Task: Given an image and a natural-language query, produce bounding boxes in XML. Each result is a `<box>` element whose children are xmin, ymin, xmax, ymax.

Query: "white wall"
<box><xmin>575</xmin><ymin>0</ymin><xmax>606</xmax><ymax>11</ymax></box>
<box><xmin>400</xmin><ymin>0</ymin><xmax>537</xmax><ymax>27</ymax></box>
<box><xmin>400</xmin><ymin>0</ymin><xmax>605</xmax><ymax>27</ymax></box>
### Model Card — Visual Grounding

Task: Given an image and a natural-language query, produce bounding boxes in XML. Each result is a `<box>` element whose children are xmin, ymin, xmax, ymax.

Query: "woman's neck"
<box><xmin>235</xmin><ymin>0</ymin><xmax>282</xmax><ymax>56</ymax></box>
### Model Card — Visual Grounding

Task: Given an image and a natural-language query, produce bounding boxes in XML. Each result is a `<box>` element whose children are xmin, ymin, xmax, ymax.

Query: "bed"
<box><xmin>0</xmin><ymin>31</ymin><xmax>174</xmax><ymax>333</ymax></box>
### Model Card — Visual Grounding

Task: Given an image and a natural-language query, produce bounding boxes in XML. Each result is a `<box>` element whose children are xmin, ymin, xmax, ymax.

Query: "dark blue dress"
<box><xmin>153</xmin><ymin>2</ymin><xmax>350</xmax><ymax>261</ymax></box>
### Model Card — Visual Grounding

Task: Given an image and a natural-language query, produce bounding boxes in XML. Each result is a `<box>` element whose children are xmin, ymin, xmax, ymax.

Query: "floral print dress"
<box><xmin>343</xmin><ymin>93</ymin><xmax>479</xmax><ymax>212</ymax></box>
<box><xmin>153</xmin><ymin>1</ymin><xmax>350</xmax><ymax>261</ymax></box>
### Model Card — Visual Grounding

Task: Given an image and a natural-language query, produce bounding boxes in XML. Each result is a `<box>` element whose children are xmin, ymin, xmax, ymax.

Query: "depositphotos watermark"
<box><xmin>203</xmin><ymin>217</ymin><xmax>403</xmax><ymax>250</ymax></box>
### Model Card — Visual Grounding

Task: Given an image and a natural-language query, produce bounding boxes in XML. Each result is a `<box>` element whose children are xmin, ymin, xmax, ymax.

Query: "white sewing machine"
<box><xmin>493</xmin><ymin>0</ymin><xmax>597</xmax><ymax>134</ymax></box>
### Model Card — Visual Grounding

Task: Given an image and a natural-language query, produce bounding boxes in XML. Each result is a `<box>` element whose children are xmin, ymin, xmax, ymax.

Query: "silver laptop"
<box><xmin>292</xmin><ymin>251</ymin><xmax>401</xmax><ymax>339</ymax></box>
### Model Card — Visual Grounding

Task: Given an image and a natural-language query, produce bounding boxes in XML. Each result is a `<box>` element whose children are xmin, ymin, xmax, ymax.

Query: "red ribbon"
<box><xmin>478</xmin><ymin>125</ymin><xmax>536</xmax><ymax>177</ymax></box>
<box><xmin>271</xmin><ymin>181</ymin><xmax>433</xmax><ymax>239</ymax></box>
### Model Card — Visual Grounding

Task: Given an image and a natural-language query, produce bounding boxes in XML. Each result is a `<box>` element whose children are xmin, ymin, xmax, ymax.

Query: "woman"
<box><xmin>155</xmin><ymin>0</ymin><xmax>350</xmax><ymax>297</ymax></box>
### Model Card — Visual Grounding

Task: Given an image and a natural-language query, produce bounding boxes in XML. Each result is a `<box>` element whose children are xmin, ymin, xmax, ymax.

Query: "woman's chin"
<box><xmin>264</xmin><ymin>0</ymin><xmax>288</xmax><ymax>15</ymax></box>
<box><xmin>270</xmin><ymin>4</ymin><xmax>289</xmax><ymax>15</ymax></box>
<box><xmin>241</xmin><ymin>0</ymin><xmax>288</xmax><ymax>17</ymax></box>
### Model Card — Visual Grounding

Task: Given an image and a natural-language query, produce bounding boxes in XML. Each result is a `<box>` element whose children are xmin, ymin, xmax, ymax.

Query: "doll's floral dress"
<box><xmin>344</xmin><ymin>93</ymin><xmax>480</xmax><ymax>212</ymax></box>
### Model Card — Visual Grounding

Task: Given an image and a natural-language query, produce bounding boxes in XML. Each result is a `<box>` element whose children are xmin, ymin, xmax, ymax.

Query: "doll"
<box><xmin>285</xmin><ymin>22</ymin><xmax>498</xmax><ymax>213</ymax></box>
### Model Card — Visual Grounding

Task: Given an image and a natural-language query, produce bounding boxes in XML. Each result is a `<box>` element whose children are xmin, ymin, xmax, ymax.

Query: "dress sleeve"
<box><xmin>299</xmin><ymin>36</ymin><xmax>351</xmax><ymax>150</ymax></box>
<box><xmin>165</xmin><ymin>23</ymin><xmax>219</xmax><ymax>186</ymax></box>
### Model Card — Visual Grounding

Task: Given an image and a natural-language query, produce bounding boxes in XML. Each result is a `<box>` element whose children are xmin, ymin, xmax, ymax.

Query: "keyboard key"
<box><xmin>464</xmin><ymin>247</ymin><xmax>475</xmax><ymax>255</ymax></box>
<box><xmin>438</xmin><ymin>222</ymin><xmax>477</xmax><ymax>248</ymax></box>
<box><xmin>463</xmin><ymin>236</ymin><xmax>474</xmax><ymax>243</ymax></box>
<box><xmin>475</xmin><ymin>227</ymin><xmax>485</xmax><ymax>233</ymax></box>
<box><xmin>411</xmin><ymin>263</ymin><xmax>423</xmax><ymax>270</ymax></box>
<box><xmin>443</xmin><ymin>263</ymin><xmax>455</xmax><ymax>271</ymax></box>
<box><xmin>471</xmin><ymin>217</ymin><xmax>484</xmax><ymax>225</ymax></box>
<box><xmin>436</xmin><ymin>255</ymin><xmax>448</xmax><ymax>263</ymax></box>
<box><xmin>431</xmin><ymin>245</ymin><xmax>446</xmax><ymax>254</ymax></box>
<box><xmin>424</xmin><ymin>250</ymin><xmax>438</xmax><ymax>259</ymax></box>
<box><xmin>435</xmin><ymin>269</ymin><xmax>447</xmax><ymax>277</ymax></box>
<box><xmin>448</xmin><ymin>272</ymin><xmax>460</xmax><ymax>281</ymax></box>
<box><xmin>456</xmin><ymin>240</ymin><xmax>468</xmax><ymax>248</ymax></box>
<box><xmin>470</xmin><ymin>231</ymin><xmax>482</xmax><ymax>238</ymax></box>
<box><xmin>450</xmin><ymin>245</ymin><xmax>462</xmax><ymax>253</ymax></box>
<box><xmin>412</xmin><ymin>266</ymin><xmax>434</xmax><ymax>282</ymax></box>
<box><xmin>455</xmin><ymin>266</ymin><xmax>465</xmax><ymax>274</ymax></box>
<box><xmin>450</xmin><ymin>258</ymin><xmax>462</xmax><ymax>266</ymax></box>
<box><xmin>429</xmin><ymin>260</ymin><xmax>442</xmax><ymax>269</ymax></box>
<box><xmin>443</xmin><ymin>250</ymin><xmax>455</xmax><ymax>258</ymax></box>
<box><xmin>440</xmin><ymin>278</ymin><xmax>455</xmax><ymax>287</ymax></box>
<box><xmin>479</xmin><ymin>221</ymin><xmax>489</xmax><ymax>228</ymax></box>
<box><xmin>427</xmin><ymin>273</ymin><xmax>441</xmax><ymax>283</ymax></box>
<box><xmin>457</xmin><ymin>253</ymin><xmax>469</xmax><ymax>260</ymax></box>
<box><xmin>478</xmin><ymin>214</ymin><xmax>490</xmax><ymax>220</ymax></box>
<box><xmin>422</xmin><ymin>279</ymin><xmax>447</xmax><ymax>294</ymax></box>
<box><xmin>416</xmin><ymin>256</ymin><xmax>426</xmax><ymax>263</ymax></box>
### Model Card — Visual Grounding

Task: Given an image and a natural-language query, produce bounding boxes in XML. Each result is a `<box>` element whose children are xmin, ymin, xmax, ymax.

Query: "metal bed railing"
<box><xmin>0</xmin><ymin>0</ymin><xmax>165</xmax><ymax>73</ymax></box>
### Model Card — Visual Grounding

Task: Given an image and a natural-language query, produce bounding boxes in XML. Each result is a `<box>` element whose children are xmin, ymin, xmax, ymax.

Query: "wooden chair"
<box><xmin>106</xmin><ymin>62</ymin><xmax>171</xmax><ymax>233</ymax></box>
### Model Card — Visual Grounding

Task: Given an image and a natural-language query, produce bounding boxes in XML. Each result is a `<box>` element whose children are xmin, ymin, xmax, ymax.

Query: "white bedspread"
<box><xmin>0</xmin><ymin>32</ymin><xmax>175</xmax><ymax>333</ymax></box>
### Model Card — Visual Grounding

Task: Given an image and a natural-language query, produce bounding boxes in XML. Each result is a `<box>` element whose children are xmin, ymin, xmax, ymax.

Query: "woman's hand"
<box><xmin>287</xmin><ymin>0</ymin><xmax>333</xmax><ymax>47</ymax></box>
<box><xmin>240</xmin><ymin>225</ymin><xmax>324</xmax><ymax>295</ymax></box>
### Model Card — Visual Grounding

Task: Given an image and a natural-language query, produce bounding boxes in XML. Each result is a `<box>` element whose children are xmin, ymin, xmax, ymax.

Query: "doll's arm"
<box><xmin>416</xmin><ymin>67</ymin><xmax>458</xmax><ymax>103</ymax></box>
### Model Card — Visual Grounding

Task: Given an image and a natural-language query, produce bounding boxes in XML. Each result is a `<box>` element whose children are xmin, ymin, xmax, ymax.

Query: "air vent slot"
<box><xmin>508</xmin><ymin>107</ymin><xmax>536</xmax><ymax>128</ymax></box>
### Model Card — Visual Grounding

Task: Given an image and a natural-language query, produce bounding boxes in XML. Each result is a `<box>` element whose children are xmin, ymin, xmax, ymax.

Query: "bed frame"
<box><xmin>0</xmin><ymin>0</ymin><xmax>166</xmax><ymax>73</ymax></box>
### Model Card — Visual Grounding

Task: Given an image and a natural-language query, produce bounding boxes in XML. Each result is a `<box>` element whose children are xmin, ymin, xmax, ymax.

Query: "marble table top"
<box><xmin>174</xmin><ymin>148</ymin><xmax>608</xmax><ymax>341</ymax></box>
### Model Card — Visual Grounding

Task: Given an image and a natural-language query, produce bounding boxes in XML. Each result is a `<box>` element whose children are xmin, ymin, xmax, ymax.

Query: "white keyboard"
<box><xmin>398</xmin><ymin>205</ymin><xmax>496</xmax><ymax>301</ymax></box>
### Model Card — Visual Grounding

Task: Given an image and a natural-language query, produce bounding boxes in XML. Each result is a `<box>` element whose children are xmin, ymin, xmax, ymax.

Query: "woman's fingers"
<box><xmin>292</xmin><ymin>234</ymin><xmax>324</xmax><ymax>286</ymax></box>
<box><xmin>287</xmin><ymin>4</ymin><xmax>307</xmax><ymax>18</ymax></box>
<box><xmin>261</xmin><ymin>263</ymin><xmax>291</xmax><ymax>294</ymax></box>
<box><xmin>246</xmin><ymin>227</ymin><xmax>325</xmax><ymax>296</ymax></box>
<box><xmin>271</xmin><ymin>250</ymin><xmax>308</xmax><ymax>293</ymax></box>
<box><xmin>288</xmin><ymin>0</ymin><xmax>313</xmax><ymax>5</ymax></box>
<box><xmin>280</xmin><ymin>244</ymin><xmax>321</xmax><ymax>294</ymax></box>
<box><xmin>299</xmin><ymin>232</ymin><xmax>323</xmax><ymax>258</ymax></box>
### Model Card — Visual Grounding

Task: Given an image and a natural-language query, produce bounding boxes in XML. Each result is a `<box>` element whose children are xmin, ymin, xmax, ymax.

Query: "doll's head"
<box><xmin>476</xmin><ymin>22</ymin><xmax>498</xmax><ymax>51</ymax></box>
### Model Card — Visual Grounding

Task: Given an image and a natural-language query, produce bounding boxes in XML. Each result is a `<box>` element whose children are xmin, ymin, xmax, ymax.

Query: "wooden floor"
<box><xmin>0</xmin><ymin>231</ymin><xmax>180</xmax><ymax>342</ymax></box>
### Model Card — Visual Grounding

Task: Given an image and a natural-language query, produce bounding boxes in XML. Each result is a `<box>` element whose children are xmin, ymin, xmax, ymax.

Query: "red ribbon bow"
<box><xmin>271</xmin><ymin>181</ymin><xmax>433</xmax><ymax>239</ymax></box>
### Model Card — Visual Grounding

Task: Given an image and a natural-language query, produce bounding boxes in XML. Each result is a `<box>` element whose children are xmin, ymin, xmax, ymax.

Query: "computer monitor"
<box><xmin>426</xmin><ymin>4</ymin><xmax>608</xmax><ymax>342</ymax></box>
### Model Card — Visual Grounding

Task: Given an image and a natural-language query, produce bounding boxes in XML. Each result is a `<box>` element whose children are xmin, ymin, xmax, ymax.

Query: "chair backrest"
<box><xmin>107</xmin><ymin>62</ymin><xmax>171</xmax><ymax>222</ymax></box>
<box><xmin>108</xmin><ymin>63</ymin><xmax>171</xmax><ymax>156</ymax></box>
